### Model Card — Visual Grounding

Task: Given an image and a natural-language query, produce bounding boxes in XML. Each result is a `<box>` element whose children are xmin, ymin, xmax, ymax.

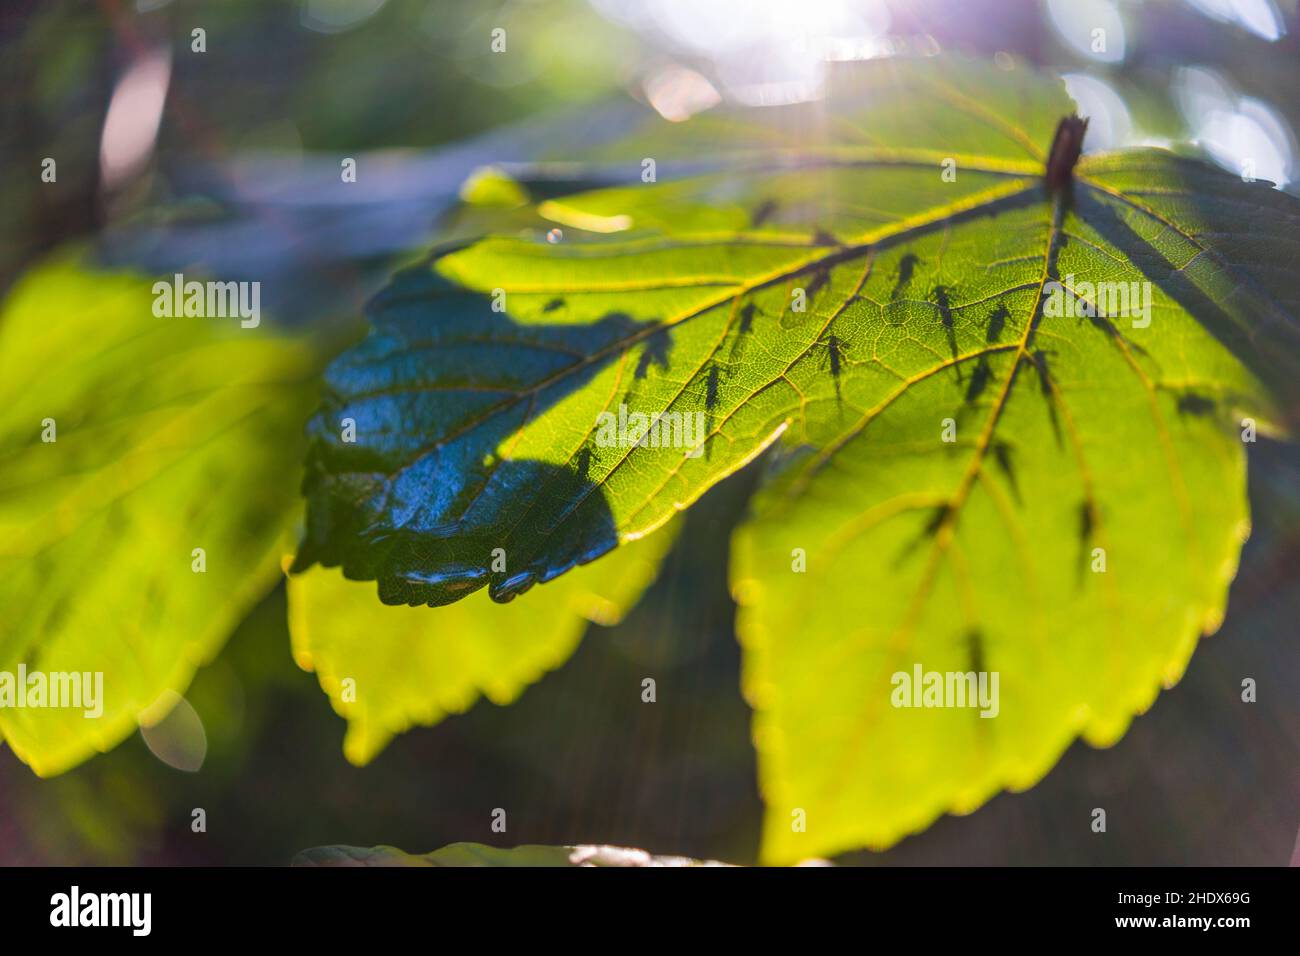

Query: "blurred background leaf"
<box><xmin>293</xmin><ymin>840</ymin><xmax>730</xmax><ymax>866</ymax></box>
<box><xmin>0</xmin><ymin>258</ymin><xmax>319</xmax><ymax>775</ymax></box>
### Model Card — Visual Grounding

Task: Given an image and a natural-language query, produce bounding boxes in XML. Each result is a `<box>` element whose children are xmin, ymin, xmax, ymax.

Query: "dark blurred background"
<box><xmin>0</xmin><ymin>0</ymin><xmax>1296</xmax><ymax>865</ymax></box>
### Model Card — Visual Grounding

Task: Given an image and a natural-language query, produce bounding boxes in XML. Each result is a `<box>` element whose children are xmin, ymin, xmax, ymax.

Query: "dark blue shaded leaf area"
<box><xmin>294</xmin><ymin>263</ymin><xmax>646</xmax><ymax>606</ymax></box>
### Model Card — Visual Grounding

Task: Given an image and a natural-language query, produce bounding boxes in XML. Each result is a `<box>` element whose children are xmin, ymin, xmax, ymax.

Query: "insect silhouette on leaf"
<box><xmin>635</xmin><ymin>333</ymin><xmax>671</xmax><ymax>379</ymax></box>
<box><xmin>1028</xmin><ymin>348</ymin><xmax>1063</xmax><ymax>446</ymax></box>
<box><xmin>815</xmin><ymin>333</ymin><xmax>845</xmax><ymax>403</ymax></box>
<box><xmin>986</xmin><ymin>304</ymin><xmax>1009</xmax><ymax>343</ymax></box>
<box><xmin>751</xmin><ymin>199</ymin><xmax>778</xmax><ymax>227</ymax></box>
<box><xmin>890</xmin><ymin>253</ymin><xmax>920</xmax><ymax>300</ymax></box>
<box><xmin>934</xmin><ymin>285</ymin><xmax>961</xmax><ymax>375</ymax></box>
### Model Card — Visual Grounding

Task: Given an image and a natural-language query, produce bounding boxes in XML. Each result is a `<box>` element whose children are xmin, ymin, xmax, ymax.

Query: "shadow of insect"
<box><xmin>814</xmin><ymin>333</ymin><xmax>845</xmax><ymax>405</ymax></box>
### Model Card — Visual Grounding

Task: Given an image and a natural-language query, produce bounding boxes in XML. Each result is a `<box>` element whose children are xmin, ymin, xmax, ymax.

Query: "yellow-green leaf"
<box><xmin>0</xmin><ymin>259</ymin><xmax>318</xmax><ymax>775</ymax></box>
<box><xmin>292</xmin><ymin>57</ymin><xmax>1300</xmax><ymax>861</ymax></box>
<box><xmin>287</xmin><ymin>521</ymin><xmax>675</xmax><ymax>764</ymax></box>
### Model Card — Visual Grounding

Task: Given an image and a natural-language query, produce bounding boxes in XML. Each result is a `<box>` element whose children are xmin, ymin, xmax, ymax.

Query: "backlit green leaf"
<box><xmin>294</xmin><ymin>57</ymin><xmax>1300</xmax><ymax>860</ymax></box>
<box><xmin>287</xmin><ymin>519</ymin><xmax>676</xmax><ymax>764</ymax></box>
<box><xmin>0</xmin><ymin>259</ymin><xmax>318</xmax><ymax>775</ymax></box>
